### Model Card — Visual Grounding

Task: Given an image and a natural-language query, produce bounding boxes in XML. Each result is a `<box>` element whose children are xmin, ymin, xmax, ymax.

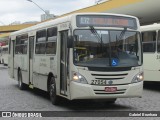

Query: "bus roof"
<box><xmin>10</xmin><ymin>13</ymin><xmax>138</xmax><ymax>36</ymax></box>
<box><xmin>140</xmin><ymin>23</ymin><xmax>160</xmax><ymax>31</ymax></box>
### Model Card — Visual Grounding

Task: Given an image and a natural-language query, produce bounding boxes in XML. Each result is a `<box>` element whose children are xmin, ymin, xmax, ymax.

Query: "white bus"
<box><xmin>1</xmin><ymin>45</ymin><xmax>8</xmax><ymax>66</ymax></box>
<box><xmin>8</xmin><ymin>13</ymin><xmax>143</xmax><ymax>105</ymax></box>
<box><xmin>0</xmin><ymin>46</ymin><xmax>2</xmax><ymax>64</ymax></box>
<box><xmin>141</xmin><ymin>23</ymin><xmax>160</xmax><ymax>82</ymax></box>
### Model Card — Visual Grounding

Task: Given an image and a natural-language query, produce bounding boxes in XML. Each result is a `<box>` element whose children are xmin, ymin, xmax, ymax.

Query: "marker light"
<box><xmin>137</xmin><ymin>74</ymin><xmax>143</xmax><ymax>80</ymax></box>
<box><xmin>72</xmin><ymin>72</ymin><xmax>88</xmax><ymax>84</ymax></box>
<box><xmin>131</xmin><ymin>72</ymin><xmax>144</xmax><ymax>83</ymax></box>
<box><xmin>73</xmin><ymin>73</ymin><xmax>79</xmax><ymax>80</ymax></box>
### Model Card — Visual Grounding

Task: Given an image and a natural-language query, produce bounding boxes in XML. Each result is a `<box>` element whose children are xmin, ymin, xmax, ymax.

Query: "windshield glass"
<box><xmin>73</xmin><ymin>29</ymin><xmax>142</xmax><ymax>67</ymax></box>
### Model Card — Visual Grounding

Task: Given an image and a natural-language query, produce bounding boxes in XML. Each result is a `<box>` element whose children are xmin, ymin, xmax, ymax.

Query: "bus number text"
<box><xmin>80</xmin><ymin>17</ymin><xmax>90</xmax><ymax>24</ymax></box>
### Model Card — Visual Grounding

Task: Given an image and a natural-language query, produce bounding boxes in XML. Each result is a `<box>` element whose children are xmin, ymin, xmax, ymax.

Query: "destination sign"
<box><xmin>76</xmin><ymin>15</ymin><xmax>137</xmax><ymax>29</ymax></box>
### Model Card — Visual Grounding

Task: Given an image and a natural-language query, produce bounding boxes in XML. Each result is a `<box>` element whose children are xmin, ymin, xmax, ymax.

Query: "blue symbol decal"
<box><xmin>111</xmin><ymin>58</ymin><xmax>118</xmax><ymax>66</ymax></box>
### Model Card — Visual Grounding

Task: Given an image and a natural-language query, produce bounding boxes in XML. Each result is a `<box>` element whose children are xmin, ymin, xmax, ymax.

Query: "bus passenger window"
<box><xmin>36</xmin><ymin>30</ymin><xmax>46</xmax><ymax>54</ymax></box>
<box><xmin>142</xmin><ymin>31</ymin><xmax>156</xmax><ymax>52</ymax></box>
<box><xmin>46</xmin><ymin>27</ymin><xmax>57</xmax><ymax>54</ymax></box>
<box><xmin>46</xmin><ymin>42</ymin><xmax>56</xmax><ymax>54</ymax></box>
<box><xmin>23</xmin><ymin>45</ymin><xmax>27</xmax><ymax>54</ymax></box>
<box><xmin>15</xmin><ymin>34</ymin><xmax>28</xmax><ymax>54</ymax></box>
<box><xmin>35</xmin><ymin>43</ymin><xmax>46</xmax><ymax>54</ymax></box>
<box><xmin>15</xmin><ymin>46</ymin><xmax>22</xmax><ymax>54</ymax></box>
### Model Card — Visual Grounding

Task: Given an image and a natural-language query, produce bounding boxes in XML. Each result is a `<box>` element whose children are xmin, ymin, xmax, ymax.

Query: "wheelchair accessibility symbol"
<box><xmin>111</xmin><ymin>58</ymin><xmax>118</xmax><ymax>66</ymax></box>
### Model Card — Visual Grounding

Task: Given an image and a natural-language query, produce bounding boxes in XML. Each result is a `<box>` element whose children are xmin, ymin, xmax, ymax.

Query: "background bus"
<box><xmin>0</xmin><ymin>46</ymin><xmax>1</xmax><ymax>64</ymax></box>
<box><xmin>1</xmin><ymin>45</ymin><xmax>8</xmax><ymax>66</ymax></box>
<box><xmin>9</xmin><ymin>13</ymin><xmax>143</xmax><ymax>105</ymax></box>
<box><xmin>141</xmin><ymin>23</ymin><xmax>160</xmax><ymax>82</ymax></box>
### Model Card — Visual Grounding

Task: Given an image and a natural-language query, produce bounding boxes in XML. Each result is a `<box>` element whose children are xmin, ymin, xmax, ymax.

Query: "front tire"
<box><xmin>49</xmin><ymin>77</ymin><xmax>60</xmax><ymax>105</ymax></box>
<box><xmin>18</xmin><ymin>70</ymin><xmax>26</xmax><ymax>90</ymax></box>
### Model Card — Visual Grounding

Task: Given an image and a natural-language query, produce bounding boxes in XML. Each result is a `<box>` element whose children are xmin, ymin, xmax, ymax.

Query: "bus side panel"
<box><xmin>14</xmin><ymin>55</ymin><xmax>28</xmax><ymax>84</ymax></box>
<box><xmin>33</xmin><ymin>55</ymin><xmax>48</xmax><ymax>91</ymax></box>
<box><xmin>32</xmin><ymin>55</ymin><xmax>58</xmax><ymax>91</ymax></box>
<box><xmin>143</xmin><ymin>53</ymin><xmax>160</xmax><ymax>81</ymax></box>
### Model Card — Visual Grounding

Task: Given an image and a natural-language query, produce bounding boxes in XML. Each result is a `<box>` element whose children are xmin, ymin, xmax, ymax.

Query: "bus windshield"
<box><xmin>73</xmin><ymin>29</ymin><xmax>142</xmax><ymax>67</ymax></box>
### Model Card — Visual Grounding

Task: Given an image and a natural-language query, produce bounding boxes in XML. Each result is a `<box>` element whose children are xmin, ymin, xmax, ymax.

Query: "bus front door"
<box><xmin>60</xmin><ymin>31</ymin><xmax>68</xmax><ymax>96</ymax></box>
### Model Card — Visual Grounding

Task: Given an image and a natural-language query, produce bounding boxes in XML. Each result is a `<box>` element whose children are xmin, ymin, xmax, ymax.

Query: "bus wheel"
<box><xmin>49</xmin><ymin>77</ymin><xmax>60</xmax><ymax>105</ymax></box>
<box><xmin>18</xmin><ymin>70</ymin><xmax>26</xmax><ymax>90</ymax></box>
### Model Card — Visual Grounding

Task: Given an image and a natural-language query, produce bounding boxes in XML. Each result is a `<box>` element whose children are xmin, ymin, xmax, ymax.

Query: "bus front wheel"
<box><xmin>49</xmin><ymin>77</ymin><xmax>60</xmax><ymax>105</ymax></box>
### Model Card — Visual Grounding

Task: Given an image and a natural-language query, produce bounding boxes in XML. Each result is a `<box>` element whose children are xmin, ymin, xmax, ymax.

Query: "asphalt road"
<box><xmin>0</xmin><ymin>64</ymin><xmax>160</xmax><ymax>119</ymax></box>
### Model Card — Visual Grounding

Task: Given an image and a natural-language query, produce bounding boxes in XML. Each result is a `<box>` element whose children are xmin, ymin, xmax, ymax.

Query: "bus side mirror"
<box><xmin>67</xmin><ymin>36</ymin><xmax>74</xmax><ymax>48</ymax></box>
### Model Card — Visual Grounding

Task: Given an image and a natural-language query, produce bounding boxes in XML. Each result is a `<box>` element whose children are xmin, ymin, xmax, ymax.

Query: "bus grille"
<box><xmin>91</xmin><ymin>73</ymin><xmax>128</xmax><ymax>80</ymax></box>
<box><xmin>94</xmin><ymin>89</ymin><xmax>126</xmax><ymax>95</ymax></box>
<box><xmin>88</xmin><ymin>67</ymin><xmax>131</xmax><ymax>72</ymax></box>
<box><xmin>90</xmin><ymin>72</ymin><xmax>129</xmax><ymax>86</ymax></box>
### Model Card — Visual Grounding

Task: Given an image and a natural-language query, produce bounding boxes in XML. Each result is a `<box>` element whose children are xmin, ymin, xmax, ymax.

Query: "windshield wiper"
<box><xmin>89</xmin><ymin>26</ymin><xmax>103</xmax><ymax>44</ymax></box>
<box><xmin>116</xmin><ymin>27</ymin><xmax>127</xmax><ymax>45</ymax></box>
<box><xmin>90</xmin><ymin>26</ymin><xmax>111</xmax><ymax>66</ymax></box>
<box><xmin>115</xmin><ymin>27</ymin><xmax>128</xmax><ymax>54</ymax></box>
<box><xmin>89</xmin><ymin>26</ymin><xmax>104</xmax><ymax>53</ymax></box>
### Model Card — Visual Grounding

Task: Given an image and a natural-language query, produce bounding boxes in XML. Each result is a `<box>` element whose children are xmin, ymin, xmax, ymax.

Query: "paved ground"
<box><xmin>0</xmin><ymin>64</ymin><xmax>160</xmax><ymax>119</ymax></box>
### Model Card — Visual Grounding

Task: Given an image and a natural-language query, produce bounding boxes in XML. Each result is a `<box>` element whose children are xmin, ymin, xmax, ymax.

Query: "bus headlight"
<box><xmin>72</xmin><ymin>72</ymin><xmax>88</xmax><ymax>84</ymax></box>
<box><xmin>131</xmin><ymin>72</ymin><xmax>144</xmax><ymax>83</ymax></box>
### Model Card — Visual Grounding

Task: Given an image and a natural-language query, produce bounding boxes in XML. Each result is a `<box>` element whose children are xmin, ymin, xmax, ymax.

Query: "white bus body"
<box><xmin>141</xmin><ymin>23</ymin><xmax>160</xmax><ymax>82</ymax></box>
<box><xmin>8</xmin><ymin>13</ymin><xmax>143</xmax><ymax>105</ymax></box>
<box><xmin>0</xmin><ymin>46</ymin><xmax>2</xmax><ymax>64</ymax></box>
<box><xmin>1</xmin><ymin>45</ymin><xmax>8</xmax><ymax>65</ymax></box>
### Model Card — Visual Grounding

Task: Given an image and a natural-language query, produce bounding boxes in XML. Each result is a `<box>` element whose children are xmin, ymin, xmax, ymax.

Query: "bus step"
<box><xmin>29</xmin><ymin>84</ymin><xmax>34</xmax><ymax>89</ymax></box>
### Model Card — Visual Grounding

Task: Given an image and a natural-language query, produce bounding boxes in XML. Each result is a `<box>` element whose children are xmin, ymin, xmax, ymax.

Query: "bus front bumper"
<box><xmin>70</xmin><ymin>81</ymin><xmax>143</xmax><ymax>100</ymax></box>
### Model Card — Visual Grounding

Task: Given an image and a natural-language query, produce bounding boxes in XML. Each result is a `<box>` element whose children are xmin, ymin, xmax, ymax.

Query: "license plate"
<box><xmin>105</xmin><ymin>87</ymin><xmax>117</xmax><ymax>92</ymax></box>
<box><xmin>91</xmin><ymin>80</ymin><xmax>107</xmax><ymax>85</ymax></box>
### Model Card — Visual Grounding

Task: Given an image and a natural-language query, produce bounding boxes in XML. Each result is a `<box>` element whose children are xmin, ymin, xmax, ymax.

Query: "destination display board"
<box><xmin>76</xmin><ymin>15</ymin><xmax>137</xmax><ymax>29</ymax></box>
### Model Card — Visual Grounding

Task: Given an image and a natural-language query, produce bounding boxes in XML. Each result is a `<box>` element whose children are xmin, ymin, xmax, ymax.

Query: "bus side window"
<box><xmin>142</xmin><ymin>31</ymin><xmax>156</xmax><ymax>52</ymax></box>
<box><xmin>46</xmin><ymin>27</ymin><xmax>57</xmax><ymax>54</ymax></box>
<box><xmin>35</xmin><ymin>29</ymin><xmax>46</xmax><ymax>54</ymax></box>
<box><xmin>15</xmin><ymin>34</ymin><xmax>28</xmax><ymax>54</ymax></box>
